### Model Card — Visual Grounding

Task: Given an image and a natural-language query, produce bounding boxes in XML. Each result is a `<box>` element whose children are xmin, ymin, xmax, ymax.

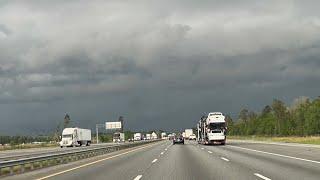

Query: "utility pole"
<box><xmin>96</xmin><ymin>124</ymin><xmax>105</xmax><ymax>144</ymax></box>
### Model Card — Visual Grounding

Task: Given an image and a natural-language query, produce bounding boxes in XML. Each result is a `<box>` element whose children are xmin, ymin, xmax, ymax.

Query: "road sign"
<box><xmin>106</xmin><ymin>122</ymin><xmax>122</xmax><ymax>130</ymax></box>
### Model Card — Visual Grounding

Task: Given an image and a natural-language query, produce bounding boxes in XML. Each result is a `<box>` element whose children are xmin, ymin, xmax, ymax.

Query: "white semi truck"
<box><xmin>197</xmin><ymin>112</ymin><xmax>227</xmax><ymax>145</ymax></box>
<box><xmin>146</xmin><ymin>133</ymin><xmax>151</xmax><ymax>140</ymax></box>
<box><xmin>161</xmin><ymin>132</ymin><xmax>167</xmax><ymax>140</ymax></box>
<box><xmin>60</xmin><ymin>128</ymin><xmax>91</xmax><ymax>147</ymax></box>
<box><xmin>151</xmin><ymin>132</ymin><xmax>158</xmax><ymax>139</ymax></box>
<box><xmin>113</xmin><ymin>132</ymin><xmax>125</xmax><ymax>143</ymax></box>
<box><xmin>134</xmin><ymin>133</ymin><xmax>142</xmax><ymax>141</ymax></box>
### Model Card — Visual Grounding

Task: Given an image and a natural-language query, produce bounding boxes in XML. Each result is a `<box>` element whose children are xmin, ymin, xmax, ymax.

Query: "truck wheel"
<box><xmin>221</xmin><ymin>141</ymin><xmax>225</xmax><ymax>145</ymax></box>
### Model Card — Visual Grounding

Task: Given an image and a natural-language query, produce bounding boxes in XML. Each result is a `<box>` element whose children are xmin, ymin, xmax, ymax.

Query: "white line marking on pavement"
<box><xmin>36</xmin><ymin>143</ymin><xmax>159</xmax><ymax>180</ymax></box>
<box><xmin>228</xmin><ymin>145</ymin><xmax>320</xmax><ymax>164</ymax></box>
<box><xmin>201</xmin><ymin>148</ymin><xmax>204</xmax><ymax>150</ymax></box>
<box><xmin>221</xmin><ymin>157</ymin><xmax>229</xmax><ymax>162</ymax></box>
<box><xmin>152</xmin><ymin>158</ymin><xmax>158</xmax><ymax>163</ymax></box>
<box><xmin>161</xmin><ymin>152</ymin><xmax>164</xmax><ymax>155</ymax></box>
<box><xmin>208</xmin><ymin>151</ymin><xmax>212</xmax><ymax>154</ymax></box>
<box><xmin>133</xmin><ymin>175</ymin><xmax>143</xmax><ymax>180</ymax></box>
<box><xmin>254</xmin><ymin>173</ymin><xmax>271</xmax><ymax>180</ymax></box>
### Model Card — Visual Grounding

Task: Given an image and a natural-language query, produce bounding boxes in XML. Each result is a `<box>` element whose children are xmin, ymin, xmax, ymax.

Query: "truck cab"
<box><xmin>60</xmin><ymin>128</ymin><xmax>77</xmax><ymax>147</ymax></box>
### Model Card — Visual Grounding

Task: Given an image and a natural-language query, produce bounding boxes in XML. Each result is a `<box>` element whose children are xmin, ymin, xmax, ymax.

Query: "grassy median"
<box><xmin>228</xmin><ymin>136</ymin><xmax>320</xmax><ymax>145</ymax></box>
<box><xmin>0</xmin><ymin>143</ymin><xmax>57</xmax><ymax>151</ymax></box>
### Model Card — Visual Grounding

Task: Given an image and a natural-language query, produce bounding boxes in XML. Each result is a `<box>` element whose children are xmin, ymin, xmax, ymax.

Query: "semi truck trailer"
<box><xmin>185</xmin><ymin>129</ymin><xmax>193</xmax><ymax>140</ymax></box>
<box><xmin>60</xmin><ymin>128</ymin><xmax>91</xmax><ymax>147</ymax></box>
<box><xmin>197</xmin><ymin>112</ymin><xmax>227</xmax><ymax>145</ymax></box>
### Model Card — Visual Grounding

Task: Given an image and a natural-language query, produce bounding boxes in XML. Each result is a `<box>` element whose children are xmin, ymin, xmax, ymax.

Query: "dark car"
<box><xmin>173</xmin><ymin>135</ymin><xmax>184</xmax><ymax>145</ymax></box>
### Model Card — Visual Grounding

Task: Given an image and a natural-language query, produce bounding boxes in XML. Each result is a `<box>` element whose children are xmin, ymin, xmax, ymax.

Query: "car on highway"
<box><xmin>173</xmin><ymin>135</ymin><xmax>184</xmax><ymax>145</ymax></box>
<box><xmin>189</xmin><ymin>134</ymin><xmax>196</xmax><ymax>140</ymax></box>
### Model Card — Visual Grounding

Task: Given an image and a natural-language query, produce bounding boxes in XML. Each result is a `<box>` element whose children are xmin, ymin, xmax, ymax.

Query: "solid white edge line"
<box><xmin>221</xmin><ymin>157</ymin><xmax>229</xmax><ymax>162</ymax></box>
<box><xmin>133</xmin><ymin>175</ymin><xmax>143</xmax><ymax>180</ymax></box>
<box><xmin>228</xmin><ymin>145</ymin><xmax>320</xmax><ymax>164</ymax></box>
<box><xmin>152</xmin><ymin>158</ymin><xmax>158</xmax><ymax>163</ymax></box>
<box><xmin>208</xmin><ymin>151</ymin><xmax>212</xmax><ymax>154</ymax></box>
<box><xmin>254</xmin><ymin>173</ymin><xmax>271</xmax><ymax>180</ymax></box>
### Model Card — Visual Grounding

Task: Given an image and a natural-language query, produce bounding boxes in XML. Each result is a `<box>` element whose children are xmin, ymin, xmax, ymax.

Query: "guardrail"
<box><xmin>0</xmin><ymin>140</ymin><xmax>160</xmax><ymax>177</ymax></box>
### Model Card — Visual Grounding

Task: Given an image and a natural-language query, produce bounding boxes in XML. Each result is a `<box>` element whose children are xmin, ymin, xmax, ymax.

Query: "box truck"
<box><xmin>60</xmin><ymin>128</ymin><xmax>91</xmax><ymax>147</ymax></box>
<box><xmin>197</xmin><ymin>112</ymin><xmax>227</xmax><ymax>145</ymax></box>
<box><xmin>146</xmin><ymin>134</ymin><xmax>151</xmax><ymax>140</ymax></box>
<box><xmin>134</xmin><ymin>133</ymin><xmax>142</xmax><ymax>141</ymax></box>
<box><xmin>185</xmin><ymin>129</ymin><xmax>193</xmax><ymax>140</ymax></box>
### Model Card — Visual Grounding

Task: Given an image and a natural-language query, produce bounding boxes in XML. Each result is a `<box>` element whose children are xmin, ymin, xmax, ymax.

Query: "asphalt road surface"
<box><xmin>0</xmin><ymin>143</ymin><xmax>116</xmax><ymax>161</ymax></box>
<box><xmin>4</xmin><ymin>140</ymin><xmax>320</xmax><ymax>180</ymax></box>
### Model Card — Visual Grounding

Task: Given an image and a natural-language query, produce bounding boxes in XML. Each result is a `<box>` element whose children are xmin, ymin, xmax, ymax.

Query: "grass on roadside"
<box><xmin>0</xmin><ymin>143</ymin><xmax>57</xmax><ymax>151</ymax></box>
<box><xmin>228</xmin><ymin>136</ymin><xmax>320</xmax><ymax>145</ymax></box>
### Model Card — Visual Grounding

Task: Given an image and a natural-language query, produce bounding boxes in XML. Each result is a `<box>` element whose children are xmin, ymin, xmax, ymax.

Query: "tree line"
<box><xmin>227</xmin><ymin>97</ymin><xmax>320</xmax><ymax>136</ymax></box>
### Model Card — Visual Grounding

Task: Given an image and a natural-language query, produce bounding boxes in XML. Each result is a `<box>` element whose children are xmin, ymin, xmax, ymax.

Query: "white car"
<box><xmin>189</xmin><ymin>134</ymin><xmax>197</xmax><ymax>140</ymax></box>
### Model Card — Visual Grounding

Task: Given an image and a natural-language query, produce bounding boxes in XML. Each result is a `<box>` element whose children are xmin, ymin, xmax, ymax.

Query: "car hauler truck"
<box><xmin>197</xmin><ymin>112</ymin><xmax>227</xmax><ymax>145</ymax></box>
<box><xmin>60</xmin><ymin>128</ymin><xmax>91</xmax><ymax>147</ymax></box>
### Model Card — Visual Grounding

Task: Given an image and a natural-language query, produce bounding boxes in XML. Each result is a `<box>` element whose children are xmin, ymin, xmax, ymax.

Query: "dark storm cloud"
<box><xmin>0</xmin><ymin>0</ymin><xmax>320</xmax><ymax>134</ymax></box>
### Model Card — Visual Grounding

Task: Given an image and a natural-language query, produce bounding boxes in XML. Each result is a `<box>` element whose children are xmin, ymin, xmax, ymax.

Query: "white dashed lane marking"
<box><xmin>221</xmin><ymin>157</ymin><xmax>230</xmax><ymax>162</ymax></box>
<box><xmin>133</xmin><ymin>175</ymin><xmax>143</xmax><ymax>180</ymax></box>
<box><xmin>254</xmin><ymin>173</ymin><xmax>271</xmax><ymax>180</ymax></box>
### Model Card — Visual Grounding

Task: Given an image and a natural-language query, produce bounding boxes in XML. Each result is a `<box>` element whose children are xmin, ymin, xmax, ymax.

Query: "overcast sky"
<box><xmin>0</xmin><ymin>0</ymin><xmax>320</xmax><ymax>135</ymax></box>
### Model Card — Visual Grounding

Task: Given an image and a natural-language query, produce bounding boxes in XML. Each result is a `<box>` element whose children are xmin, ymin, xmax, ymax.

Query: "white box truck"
<box><xmin>161</xmin><ymin>132</ymin><xmax>167</xmax><ymax>140</ymax></box>
<box><xmin>197</xmin><ymin>112</ymin><xmax>227</xmax><ymax>145</ymax></box>
<box><xmin>134</xmin><ymin>133</ymin><xmax>142</xmax><ymax>141</ymax></box>
<box><xmin>60</xmin><ymin>128</ymin><xmax>91</xmax><ymax>147</ymax></box>
<box><xmin>113</xmin><ymin>132</ymin><xmax>125</xmax><ymax>143</ymax></box>
<box><xmin>185</xmin><ymin>129</ymin><xmax>193</xmax><ymax>140</ymax></box>
<box><xmin>146</xmin><ymin>134</ymin><xmax>151</xmax><ymax>140</ymax></box>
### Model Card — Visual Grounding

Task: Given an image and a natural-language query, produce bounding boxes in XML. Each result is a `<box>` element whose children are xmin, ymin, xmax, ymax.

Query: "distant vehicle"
<box><xmin>182</xmin><ymin>132</ymin><xmax>186</xmax><ymax>139</ymax></box>
<box><xmin>185</xmin><ymin>129</ymin><xmax>193</xmax><ymax>140</ymax></box>
<box><xmin>173</xmin><ymin>135</ymin><xmax>184</xmax><ymax>145</ymax></box>
<box><xmin>151</xmin><ymin>132</ymin><xmax>158</xmax><ymax>139</ymax></box>
<box><xmin>113</xmin><ymin>132</ymin><xmax>125</xmax><ymax>143</ymax></box>
<box><xmin>60</xmin><ymin>128</ymin><xmax>91</xmax><ymax>148</ymax></box>
<box><xmin>146</xmin><ymin>133</ymin><xmax>151</xmax><ymax>140</ymax></box>
<box><xmin>134</xmin><ymin>133</ymin><xmax>142</xmax><ymax>141</ymax></box>
<box><xmin>161</xmin><ymin>132</ymin><xmax>167</xmax><ymax>140</ymax></box>
<box><xmin>168</xmin><ymin>134</ymin><xmax>175</xmax><ymax>140</ymax></box>
<box><xmin>197</xmin><ymin>112</ymin><xmax>227</xmax><ymax>145</ymax></box>
<box><xmin>189</xmin><ymin>134</ymin><xmax>196</xmax><ymax>140</ymax></box>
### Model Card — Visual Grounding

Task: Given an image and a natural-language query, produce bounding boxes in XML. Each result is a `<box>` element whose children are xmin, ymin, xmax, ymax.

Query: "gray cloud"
<box><xmin>0</xmin><ymin>0</ymin><xmax>320</xmax><ymax>135</ymax></box>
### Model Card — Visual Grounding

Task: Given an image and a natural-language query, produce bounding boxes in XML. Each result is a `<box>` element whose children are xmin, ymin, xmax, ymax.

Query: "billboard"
<box><xmin>106</xmin><ymin>122</ymin><xmax>122</xmax><ymax>130</ymax></box>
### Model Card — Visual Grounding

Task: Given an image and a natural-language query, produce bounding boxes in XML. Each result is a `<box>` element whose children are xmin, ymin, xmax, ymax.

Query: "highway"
<box><xmin>3</xmin><ymin>140</ymin><xmax>320</xmax><ymax>180</ymax></box>
<box><xmin>0</xmin><ymin>143</ymin><xmax>116</xmax><ymax>162</ymax></box>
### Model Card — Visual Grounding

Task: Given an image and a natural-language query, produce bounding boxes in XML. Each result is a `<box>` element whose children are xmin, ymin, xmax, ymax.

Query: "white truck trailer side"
<box><xmin>60</xmin><ymin>128</ymin><xmax>91</xmax><ymax>147</ymax></box>
<box><xmin>185</xmin><ymin>129</ymin><xmax>193</xmax><ymax>140</ymax></box>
